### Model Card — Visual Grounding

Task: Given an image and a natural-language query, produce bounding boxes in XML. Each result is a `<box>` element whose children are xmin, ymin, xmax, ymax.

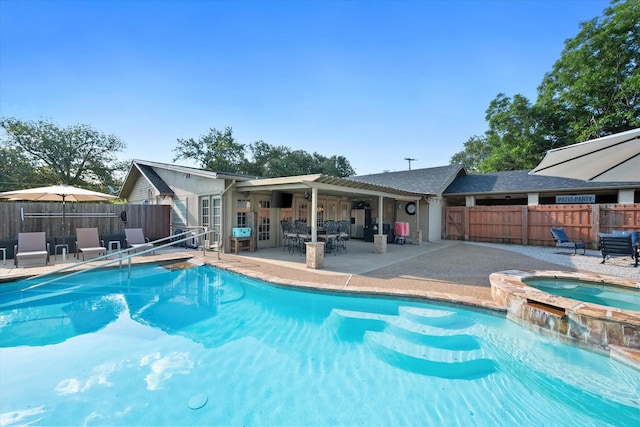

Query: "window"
<box><xmin>316</xmin><ymin>202</ymin><xmax>324</xmax><ymax>227</ymax></box>
<box><xmin>200</xmin><ymin>197</ymin><xmax>210</xmax><ymax>228</ymax></box>
<box><xmin>281</xmin><ymin>207</ymin><xmax>293</xmax><ymax>222</ymax></box>
<box><xmin>237</xmin><ymin>199</ymin><xmax>250</xmax><ymax>227</ymax></box>
<box><xmin>297</xmin><ymin>202</ymin><xmax>307</xmax><ymax>222</ymax></box>
<box><xmin>212</xmin><ymin>197</ymin><xmax>221</xmax><ymax>240</ymax></box>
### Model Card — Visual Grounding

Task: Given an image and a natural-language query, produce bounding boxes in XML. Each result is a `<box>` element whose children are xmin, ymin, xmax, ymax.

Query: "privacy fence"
<box><xmin>0</xmin><ymin>202</ymin><xmax>170</xmax><ymax>244</ymax></box>
<box><xmin>442</xmin><ymin>203</ymin><xmax>640</xmax><ymax>249</ymax></box>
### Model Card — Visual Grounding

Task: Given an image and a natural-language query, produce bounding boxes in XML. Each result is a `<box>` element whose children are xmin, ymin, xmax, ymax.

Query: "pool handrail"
<box><xmin>18</xmin><ymin>228</ymin><xmax>220</xmax><ymax>291</ymax></box>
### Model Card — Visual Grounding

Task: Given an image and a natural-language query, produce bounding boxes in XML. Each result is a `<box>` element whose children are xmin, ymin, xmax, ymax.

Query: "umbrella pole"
<box><xmin>62</xmin><ymin>197</ymin><xmax>66</xmax><ymax>238</ymax></box>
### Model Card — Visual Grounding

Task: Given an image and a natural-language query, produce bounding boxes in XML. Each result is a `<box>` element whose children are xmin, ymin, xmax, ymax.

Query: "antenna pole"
<box><xmin>404</xmin><ymin>157</ymin><xmax>416</xmax><ymax>170</ymax></box>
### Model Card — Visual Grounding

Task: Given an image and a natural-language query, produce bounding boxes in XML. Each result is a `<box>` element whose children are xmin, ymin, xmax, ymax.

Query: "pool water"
<box><xmin>523</xmin><ymin>278</ymin><xmax>640</xmax><ymax>312</ymax></box>
<box><xmin>1</xmin><ymin>263</ymin><xmax>639</xmax><ymax>426</ymax></box>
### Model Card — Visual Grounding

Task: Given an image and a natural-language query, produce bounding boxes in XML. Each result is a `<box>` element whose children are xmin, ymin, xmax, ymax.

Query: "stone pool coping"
<box><xmin>490</xmin><ymin>269</ymin><xmax>640</xmax><ymax>369</ymax></box>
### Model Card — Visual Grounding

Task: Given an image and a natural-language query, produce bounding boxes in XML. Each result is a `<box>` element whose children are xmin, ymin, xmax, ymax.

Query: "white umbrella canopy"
<box><xmin>0</xmin><ymin>184</ymin><xmax>118</xmax><ymax>235</ymax></box>
<box><xmin>530</xmin><ymin>128</ymin><xmax>640</xmax><ymax>182</ymax></box>
<box><xmin>0</xmin><ymin>184</ymin><xmax>117</xmax><ymax>202</ymax></box>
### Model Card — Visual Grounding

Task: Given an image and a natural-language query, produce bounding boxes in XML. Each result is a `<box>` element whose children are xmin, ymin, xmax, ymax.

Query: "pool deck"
<box><xmin>1</xmin><ymin>239</ymin><xmax>638</xmax><ymax>366</ymax></box>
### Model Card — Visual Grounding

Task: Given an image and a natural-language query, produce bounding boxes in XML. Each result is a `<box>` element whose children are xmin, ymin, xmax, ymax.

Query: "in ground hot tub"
<box><xmin>490</xmin><ymin>270</ymin><xmax>640</xmax><ymax>364</ymax></box>
<box><xmin>522</xmin><ymin>277</ymin><xmax>640</xmax><ymax>312</ymax></box>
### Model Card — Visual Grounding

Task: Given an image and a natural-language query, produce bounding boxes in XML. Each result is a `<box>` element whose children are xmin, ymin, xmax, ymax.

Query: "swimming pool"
<box><xmin>1</xmin><ymin>262</ymin><xmax>639</xmax><ymax>426</ymax></box>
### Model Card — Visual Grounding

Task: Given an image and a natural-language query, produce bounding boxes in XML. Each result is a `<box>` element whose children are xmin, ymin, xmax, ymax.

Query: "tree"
<box><xmin>173</xmin><ymin>127</ymin><xmax>247</xmax><ymax>172</ymax></box>
<box><xmin>244</xmin><ymin>141</ymin><xmax>295</xmax><ymax>177</ymax></box>
<box><xmin>245</xmin><ymin>141</ymin><xmax>355</xmax><ymax>177</ymax></box>
<box><xmin>449</xmin><ymin>135</ymin><xmax>491</xmax><ymax>173</ymax></box>
<box><xmin>0</xmin><ymin>147</ymin><xmax>48</xmax><ymax>191</ymax></box>
<box><xmin>314</xmin><ymin>153</ymin><xmax>355</xmax><ymax>177</ymax></box>
<box><xmin>481</xmin><ymin>93</ymin><xmax>545</xmax><ymax>171</ymax></box>
<box><xmin>536</xmin><ymin>0</ymin><xmax>639</xmax><ymax>145</ymax></box>
<box><xmin>173</xmin><ymin>127</ymin><xmax>356</xmax><ymax>177</ymax></box>
<box><xmin>450</xmin><ymin>0</ymin><xmax>639</xmax><ymax>172</ymax></box>
<box><xmin>0</xmin><ymin>117</ymin><xmax>127</xmax><ymax>192</ymax></box>
<box><xmin>450</xmin><ymin>94</ymin><xmax>544</xmax><ymax>172</ymax></box>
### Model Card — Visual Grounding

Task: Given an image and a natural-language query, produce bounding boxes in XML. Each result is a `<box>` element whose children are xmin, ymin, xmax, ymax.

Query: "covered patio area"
<box><xmin>233</xmin><ymin>174</ymin><xmax>427</xmax><ymax>269</ymax></box>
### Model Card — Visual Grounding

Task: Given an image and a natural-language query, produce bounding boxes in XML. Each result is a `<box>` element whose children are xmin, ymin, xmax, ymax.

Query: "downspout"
<box><xmin>220</xmin><ymin>180</ymin><xmax>237</xmax><ymax>252</ymax></box>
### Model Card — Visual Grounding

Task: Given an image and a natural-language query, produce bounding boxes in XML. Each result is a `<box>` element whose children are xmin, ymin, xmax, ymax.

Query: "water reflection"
<box><xmin>0</xmin><ymin>265</ymin><xmax>246</xmax><ymax>348</ymax></box>
<box><xmin>0</xmin><ymin>294</ymin><xmax>124</xmax><ymax>347</ymax></box>
<box><xmin>127</xmin><ymin>268</ymin><xmax>245</xmax><ymax>334</ymax></box>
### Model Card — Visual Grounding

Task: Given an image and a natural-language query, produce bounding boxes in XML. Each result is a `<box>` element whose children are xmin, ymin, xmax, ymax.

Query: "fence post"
<box><xmin>463</xmin><ymin>207</ymin><xmax>469</xmax><ymax>241</ymax></box>
<box><xmin>591</xmin><ymin>204</ymin><xmax>600</xmax><ymax>249</ymax></box>
<box><xmin>521</xmin><ymin>206</ymin><xmax>528</xmax><ymax>246</ymax></box>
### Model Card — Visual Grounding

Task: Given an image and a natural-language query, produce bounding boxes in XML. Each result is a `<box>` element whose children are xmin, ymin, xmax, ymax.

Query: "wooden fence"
<box><xmin>0</xmin><ymin>202</ymin><xmax>170</xmax><ymax>256</ymax></box>
<box><xmin>442</xmin><ymin>203</ymin><xmax>640</xmax><ymax>249</ymax></box>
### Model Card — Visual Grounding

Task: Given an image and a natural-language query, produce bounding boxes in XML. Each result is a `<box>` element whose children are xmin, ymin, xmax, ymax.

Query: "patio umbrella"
<box><xmin>0</xmin><ymin>184</ymin><xmax>117</xmax><ymax>235</ymax></box>
<box><xmin>529</xmin><ymin>128</ymin><xmax>640</xmax><ymax>182</ymax></box>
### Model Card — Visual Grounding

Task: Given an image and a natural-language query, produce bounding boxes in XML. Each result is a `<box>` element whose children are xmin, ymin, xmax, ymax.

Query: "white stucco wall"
<box><xmin>427</xmin><ymin>197</ymin><xmax>443</xmax><ymax>242</ymax></box>
<box><xmin>618</xmin><ymin>189</ymin><xmax>635</xmax><ymax>204</ymax></box>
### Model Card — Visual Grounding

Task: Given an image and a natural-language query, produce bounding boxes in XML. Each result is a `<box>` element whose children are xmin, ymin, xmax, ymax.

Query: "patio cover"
<box><xmin>530</xmin><ymin>128</ymin><xmax>640</xmax><ymax>182</ymax></box>
<box><xmin>235</xmin><ymin>174</ymin><xmax>426</xmax><ymax>243</ymax></box>
<box><xmin>235</xmin><ymin>174</ymin><xmax>425</xmax><ymax>200</ymax></box>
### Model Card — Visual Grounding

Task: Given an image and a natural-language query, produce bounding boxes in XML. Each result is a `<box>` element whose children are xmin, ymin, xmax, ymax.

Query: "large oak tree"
<box><xmin>0</xmin><ymin>117</ymin><xmax>127</xmax><ymax>193</ymax></box>
<box><xmin>174</xmin><ymin>127</ymin><xmax>355</xmax><ymax>178</ymax></box>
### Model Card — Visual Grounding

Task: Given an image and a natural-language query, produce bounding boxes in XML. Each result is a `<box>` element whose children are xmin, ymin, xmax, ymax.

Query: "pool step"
<box><xmin>329</xmin><ymin>309</ymin><xmax>394</xmax><ymax>340</ymax></box>
<box><xmin>365</xmin><ymin>331</ymin><xmax>498</xmax><ymax>379</ymax></box>
<box><xmin>331</xmin><ymin>306</ymin><xmax>497</xmax><ymax>378</ymax></box>
<box><xmin>398</xmin><ymin>306</ymin><xmax>476</xmax><ymax>329</ymax></box>
<box><xmin>385</xmin><ymin>317</ymin><xmax>482</xmax><ymax>351</ymax></box>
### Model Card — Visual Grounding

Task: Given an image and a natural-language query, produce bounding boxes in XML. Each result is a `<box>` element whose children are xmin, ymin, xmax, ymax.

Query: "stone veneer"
<box><xmin>305</xmin><ymin>242</ymin><xmax>324</xmax><ymax>269</ymax></box>
<box><xmin>373</xmin><ymin>234</ymin><xmax>387</xmax><ymax>254</ymax></box>
<box><xmin>490</xmin><ymin>270</ymin><xmax>640</xmax><ymax>357</ymax></box>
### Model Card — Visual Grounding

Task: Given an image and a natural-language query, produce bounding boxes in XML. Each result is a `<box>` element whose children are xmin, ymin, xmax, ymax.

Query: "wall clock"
<box><xmin>405</xmin><ymin>202</ymin><xmax>416</xmax><ymax>215</ymax></box>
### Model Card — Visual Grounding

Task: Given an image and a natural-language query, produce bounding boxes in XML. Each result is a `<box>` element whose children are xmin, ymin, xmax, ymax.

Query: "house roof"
<box><xmin>136</xmin><ymin>164</ymin><xmax>174</xmax><ymax>196</ymax></box>
<box><xmin>119</xmin><ymin>159</ymin><xmax>254</xmax><ymax>199</ymax></box>
<box><xmin>236</xmin><ymin>174</ymin><xmax>424</xmax><ymax>200</ymax></box>
<box><xmin>347</xmin><ymin>164</ymin><xmax>465</xmax><ymax>196</ymax></box>
<box><xmin>443</xmin><ymin>169</ymin><xmax>640</xmax><ymax>195</ymax></box>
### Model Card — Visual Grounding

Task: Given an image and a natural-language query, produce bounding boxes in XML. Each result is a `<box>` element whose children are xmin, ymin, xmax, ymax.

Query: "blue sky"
<box><xmin>0</xmin><ymin>0</ymin><xmax>612</xmax><ymax>175</ymax></box>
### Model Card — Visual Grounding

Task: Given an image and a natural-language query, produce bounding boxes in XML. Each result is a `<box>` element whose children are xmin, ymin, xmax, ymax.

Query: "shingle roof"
<box><xmin>133</xmin><ymin>159</ymin><xmax>254</xmax><ymax>180</ymax></box>
<box><xmin>136</xmin><ymin>164</ymin><xmax>174</xmax><ymax>196</ymax></box>
<box><xmin>348</xmin><ymin>164</ymin><xmax>465</xmax><ymax>195</ymax></box>
<box><xmin>443</xmin><ymin>170</ymin><xmax>640</xmax><ymax>195</ymax></box>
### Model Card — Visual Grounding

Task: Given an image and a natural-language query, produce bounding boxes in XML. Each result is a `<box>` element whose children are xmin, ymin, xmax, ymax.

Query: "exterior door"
<box><xmin>256</xmin><ymin>198</ymin><xmax>273</xmax><ymax>248</ymax></box>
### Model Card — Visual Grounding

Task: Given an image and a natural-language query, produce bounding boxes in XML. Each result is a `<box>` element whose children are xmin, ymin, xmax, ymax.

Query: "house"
<box><xmin>119</xmin><ymin>160</ymin><xmax>427</xmax><ymax>256</ymax></box>
<box><xmin>346</xmin><ymin>164</ymin><xmax>465</xmax><ymax>242</ymax></box>
<box><xmin>119</xmin><ymin>159</ymin><xmax>254</xmax><ymax>247</ymax></box>
<box><xmin>442</xmin><ymin>170</ymin><xmax>640</xmax><ymax>206</ymax></box>
<box><xmin>120</xmin><ymin>158</ymin><xmax>639</xmax><ymax>267</ymax></box>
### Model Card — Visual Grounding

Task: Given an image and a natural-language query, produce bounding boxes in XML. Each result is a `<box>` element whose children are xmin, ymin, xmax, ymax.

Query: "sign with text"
<box><xmin>556</xmin><ymin>194</ymin><xmax>596</xmax><ymax>204</ymax></box>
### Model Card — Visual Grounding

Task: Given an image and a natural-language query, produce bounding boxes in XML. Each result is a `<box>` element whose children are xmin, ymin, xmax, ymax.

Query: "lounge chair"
<box><xmin>550</xmin><ymin>227</ymin><xmax>586</xmax><ymax>255</ymax></box>
<box><xmin>76</xmin><ymin>228</ymin><xmax>107</xmax><ymax>261</ymax></box>
<box><xmin>124</xmin><ymin>228</ymin><xmax>154</xmax><ymax>254</ymax></box>
<box><xmin>14</xmin><ymin>232</ymin><xmax>50</xmax><ymax>267</ymax></box>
